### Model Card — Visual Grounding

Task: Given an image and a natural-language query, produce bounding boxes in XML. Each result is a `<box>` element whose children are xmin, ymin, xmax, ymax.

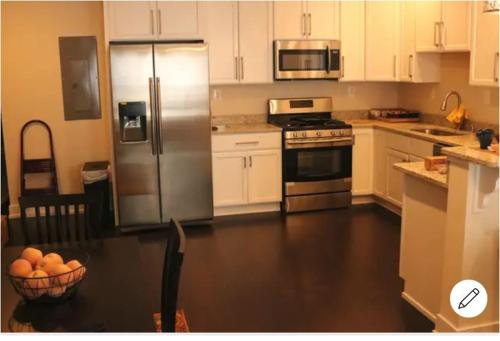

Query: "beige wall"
<box><xmin>211</xmin><ymin>82</ymin><xmax>399</xmax><ymax>116</ymax></box>
<box><xmin>399</xmin><ymin>53</ymin><xmax>499</xmax><ymax>125</ymax></box>
<box><xmin>1</xmin><ymin>1</ymin><xmax>111</xmax><ymax>215</ymax></box>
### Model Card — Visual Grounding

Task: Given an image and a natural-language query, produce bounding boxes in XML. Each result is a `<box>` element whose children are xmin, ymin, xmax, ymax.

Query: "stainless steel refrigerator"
<box><xmin>109</xmin><ymin>42</ymin><xmax>213</xmax><ymax>228</ymax></box>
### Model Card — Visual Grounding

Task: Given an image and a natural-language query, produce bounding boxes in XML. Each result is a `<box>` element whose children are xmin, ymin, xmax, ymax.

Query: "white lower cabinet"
<box><xmin>373</xmin><ymin>129</ymin><xmax>387</xmax><ymax>198</ymax></box>
<box><xmin>386</xmin><ymin>148</ymin><xmax>409</xmax><ymax>207</ymax></box>
<box><xmin>352</xmin><ymin>127</ymin><xmax>373</xmax><ymax>195</ymax></box>
<box><xmin>212</xmin><ymin>132</ymin><xmax>282</xmax><ymax>216</ymax></box>
<box><xmin>212</xmin><ymin>152</ymin><xmax>248</xmax><ymax>206</ymax></box>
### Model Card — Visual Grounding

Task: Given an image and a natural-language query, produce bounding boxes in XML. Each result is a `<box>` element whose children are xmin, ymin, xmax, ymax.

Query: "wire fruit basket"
<box><xmin>9</xmin><ymin>255</ymin><xmax>89</xmax><ymax>304</ymax></box>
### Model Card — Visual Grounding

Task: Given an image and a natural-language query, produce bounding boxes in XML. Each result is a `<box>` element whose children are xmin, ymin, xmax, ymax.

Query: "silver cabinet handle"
<box><xmin>155</xmin><ymin>77</ymin><xmax>163</xmax><ymax>155</ymax></box>
<box><xmin>150</xmin><ymin>9</ymin><xmax>155</xmax><ymax>35</ymax></box>
<box><xmin>439</xmin><ymin>22</ymin><xmax>444</xmax><ymax>47</ymax></box>
<box><xmin>235</xmin><ymin>141</ymin><xmax>259</xmax><ymax>145</ymax></box>
<box><xmin>234</xmin><ymin>56</ymin><xmax>239</xmax><ymax>80</ymax></box>
<box><xmin>308</xmin><ymin>13</ymin><xmax>312</xmax><ymax>36</ymax></box>
<box><xmin>157</xmin><ymin>9</ymin><xmax>162</xmax><ymax>35</ymax></box>
<box><xmin>409</xmin><ymin>54</ymin><xmax>413</xmax><ymax>79</ymax></box>
<box><xmin>434</xmin><ymin>22</ymin><xmax>439</xmax><ymax>47</ymax></box>
<box><xmin>393</xmin><ymin>55</ymin><xmax>397</xmax><ymax>79</ymax></box>
<box><xmin>249</xmin><ymin>156</ymin><xmax>252</xmax><ymax>168</ymax></box>
<box><xmin>495</xmin><ymin>52</ymin><xmax>499</xmax><ymax>82</ymax></box>
<box><xmin>148</xmin><ymin>77</ymin><xmax>157</xmax><ymax>155</ymax></box>
<box><xmin>243</xmin><ymin>157</ymin><xmax>246</xmax><ymax>168</ymax></box>
<box><xmin>240</xmin><ymin>57</ymin><xmax>244</xmax><ymax>80</ymax></box>
<box><xmin>341</xmin><ymin>56</ymin><xmax>345</xmax><ymax>78</ymax></box>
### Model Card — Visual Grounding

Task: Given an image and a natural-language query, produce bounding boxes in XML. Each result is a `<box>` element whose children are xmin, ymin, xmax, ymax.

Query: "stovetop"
<box><xmin>269</xmin><ymin>114</ymin><xmax>352</xmax><ymax>131</ymax></box>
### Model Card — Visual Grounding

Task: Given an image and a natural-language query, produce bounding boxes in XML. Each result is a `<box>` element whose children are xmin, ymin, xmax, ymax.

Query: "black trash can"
<box><xmin>82</xmin><ymin>161</ymin><xmax>112</xmax><ymax>229</ymax></box>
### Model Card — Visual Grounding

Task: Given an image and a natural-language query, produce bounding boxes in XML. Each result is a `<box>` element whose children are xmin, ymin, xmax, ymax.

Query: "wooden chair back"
<box><xmin>160</xmin><ymin>219</ymin><xmax>186</xmax><ymax>332</ymax></box>
<box><xmin>18</xmin><ymin>193</ymin><xmax>102</xmax><ymax>245</ymax></box>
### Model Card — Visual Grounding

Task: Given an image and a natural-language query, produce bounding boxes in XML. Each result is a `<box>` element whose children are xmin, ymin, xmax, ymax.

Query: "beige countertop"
<box><xmin>348</xmin><ymin>119</ymin><xmax>499</xmax><ymax>168</ymax></box>
<box><xmin>212</xmin><ymin>123</ymin><xmax>282</xmax><ymax>135</ymax></box>
<box><xmin>442</xmin><ymin>146</ymin><xmax>499</xmax><ymax>168</ymax></box>
<box><xmin>394</xmin><ymin>161</ymin><xmax>448</xmax><ymax>189</ymax></box>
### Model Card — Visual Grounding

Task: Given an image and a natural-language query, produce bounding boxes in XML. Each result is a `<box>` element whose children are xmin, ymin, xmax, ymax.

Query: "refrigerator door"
<box><xmin>110</xmin><ymin>44</ymin><xmax>161</xmax><ymax>226</ymax></box>
<box><xmin>154</xmin><ymin>43</ymin><xmax>213</xmax><ymax>222</ymax></box>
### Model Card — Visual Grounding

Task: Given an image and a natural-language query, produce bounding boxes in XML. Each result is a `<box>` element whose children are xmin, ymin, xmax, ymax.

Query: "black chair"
<box><xmin>18</xmin><ymin>193</ymin><xmax>102</xmax><ymax>245</ymax></box>
<box><xmin>160</xmin><ymin>219</ymin><xmax>186</xmax><ymax>332</ymax></box>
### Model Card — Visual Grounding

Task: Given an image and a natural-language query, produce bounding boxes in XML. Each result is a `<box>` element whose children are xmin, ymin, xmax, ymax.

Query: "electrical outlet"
<box><xmin>212</xmin><ymin>89</ymin><xmax>222</xmax><ymax>101</ymax></box>
<box><xmin>347</xmin><ymin>86</ymin><xmax>356</xmax><ymax>98</ymax></box>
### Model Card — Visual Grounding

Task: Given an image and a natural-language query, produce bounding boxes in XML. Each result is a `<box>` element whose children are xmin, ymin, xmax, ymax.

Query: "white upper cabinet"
<box><xmin>238</xmin><ymin>1</ymin><xmax>273</xmax><ymax>84</ymax></box>
<box><xmin>156</xmin><ymin>1</ymin><xmax>200</xmax><ymax>40</ymax></box>
<box><xmin>415</xmin><ymin>1</ymin><xmax>471</xmax><ymax>52</ymax></box>
<box><xmin>199</xmin><ymin>1</ymin><xmax>239</xmax><ymax>84</ymax></box>
<box><xmin>106</xmin><ymin>1</ymin><xmax>200</xmax><ymax>41</ymax></box>
<box><xmin>339</xmin><ymin>1</ymin><xmax>365</xmax><ymax>81</ymax></box>
<box><xmin>399</xmin><ymin>1</ymin><xmax>440</xmax><ymax>83</ymax></box>
<box><xmin>469</xmin><ymin>1</ymin><xmax>499</xmax><ymax>87</ymax></box>
<box><xmin>273</xmin><ymin>1</ymin><xmax>339</xmax><ymax>40</ymax></box>
<box><xmin>106</xmin><ymin>1</ymin><xmax>157</xmax><ymax>40</ymax></box>
<box><xmin>365</xmin><ymin>1</ymin><xmax>400</xmax><ymax>81</ymax></box>
<box><xmin>306</xmin><ymin>1</ymin><xmax>339</xmax><ymax>39</ymax></box>
<box><xmin>273</xmin><ymin>1</ymin><xmax>305</xmax><ymax>39</ymax></box>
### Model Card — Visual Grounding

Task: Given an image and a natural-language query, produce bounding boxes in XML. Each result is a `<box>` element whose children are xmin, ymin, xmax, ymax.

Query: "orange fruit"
<box><xmin>66</xmin><ymin>260</ymin><xmax>86</xmax><ymax>283</ymax></box>
<box><xmin>9</xmin><ymin>259</ymin><xmax>32</xmax><ymax>277</ymax></box>
<box><xmin>35</xmin><ymin>253</ymin><xmax>63</xmax><ymax>272</ymax></box>
<box><xmin>24</xmin><ymin>270</ymin><xmax>50</xmax><ymax>298</ymax></box>
<box><xmin>49</xmin><ymin>264</ymin><xmax>73</xmax><ymax>286</ymax></box>
<box><xmin>20</xmin><ymin>247</ymin><xmax>43</xmax><ymax>267</ymax></box>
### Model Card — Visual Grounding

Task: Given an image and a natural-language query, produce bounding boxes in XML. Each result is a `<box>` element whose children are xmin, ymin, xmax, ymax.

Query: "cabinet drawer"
<box><xmin>408</xmin><ymin>137</ymin><xmax>434</xmax><ymax>158</ymax></box>
<box><xmin>385</xmin><ymin>132</ymin><xmax>410</xmax><ymax>154</ymax></box>
<box><xmin>212</xmin><ymin>132</ymin><xmax>281</xmax><ymax>152</ymax></box>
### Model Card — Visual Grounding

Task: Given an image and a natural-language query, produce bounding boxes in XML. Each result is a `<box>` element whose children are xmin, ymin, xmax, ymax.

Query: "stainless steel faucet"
<box><xmin>441</xmin><ymin>91</ymin><xmax>465</xmax><ymax>130</ymax></box>
<box><xmin>440</xmin><ymin>91</ymin><xmax>462</xmax><ymax>111</ymax></box>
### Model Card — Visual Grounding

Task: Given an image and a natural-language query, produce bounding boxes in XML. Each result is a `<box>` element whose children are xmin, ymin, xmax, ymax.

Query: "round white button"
<box><xmin>450</xmin><ymin>279</ymin><xmax>488</xmax><ymax>318</ymax></box>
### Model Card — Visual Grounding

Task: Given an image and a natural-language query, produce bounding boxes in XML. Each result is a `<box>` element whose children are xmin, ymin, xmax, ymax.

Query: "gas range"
<box><xmin>268</xmin><ymin>97</ymin><xmax>353</xmax><ymax>214</ymax></box>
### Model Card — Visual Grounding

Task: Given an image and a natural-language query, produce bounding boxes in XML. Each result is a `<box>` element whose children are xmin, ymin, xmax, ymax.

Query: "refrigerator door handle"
<box><xmin>155</xmin><ymin>77</ymin><xmax>164</xmax><ymax>154</ymax></box>
<box><xmin>148</xmin><ymin>77</ymin><xmax>157</xmax><ymax>155</ymax></box>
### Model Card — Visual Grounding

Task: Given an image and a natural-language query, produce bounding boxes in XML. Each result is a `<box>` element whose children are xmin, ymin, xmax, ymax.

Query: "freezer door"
<box><xmin>154</xmin><ymin>43</ymin><xmax>213</xmax><ymax>222</ymax></box>
<box><xmin>110</xmin><ymin>44</ymin><xmax>161</xmax><ymax>226</ymax></box>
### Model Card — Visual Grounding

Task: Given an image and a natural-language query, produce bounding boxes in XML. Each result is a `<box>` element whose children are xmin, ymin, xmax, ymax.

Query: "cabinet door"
<box><xmin>386</xmin><ymin>148</ymin><xmax>408</xmax><ymax>207</ymax></box>
<box><xmin>199</xmin><ymin>1</ymin><xmax>239</xmax><ymax>84</ymax></box>
<box><xmin>107</xmin><ymin>1</ymin><xmax>156</xmax><ymax>41</ymax></box>
<box><xmin>212</xmin><ymin>152</ymin><xmax>248</xmax><ymax>207</ymax></box>
<box><xmin>156</xmin><ymin>1</ymin><xmax>200</xmax><ymax>39</ymax></box>
<box><xmin>340</xmin><ymin>1</ymin><xmax>365</xmax><ymax>81</ymax></box>
<box><xmin>373</xmin><ymin>129</ymin><xmax>387</xmax><ymax>197</ymax></box>
<box><xmin>247</xmin><ymin>150</ymin><xmax>282</xmax><ymax>204</ymax></box>
<box><xmin>441</xmin><ymin>1</ymin><xmax>470</xmax><ymax>51</ymax></box>
<box><xmin>470</xmin><ymin>1</ymin><xmax>499</xmax><ymax>86</ymax></box>
<box><xmin>273</xmin><ymin>1</ymin><xmax>306</xmax><ymax>39</ymax></box>
<box><xmin>238</xmin><ymin>1</ymin><xmax>273</xmax><ymax>84</ymax></box>
<box><xmin>365</xmin><ymin>1</ymin><xmax>400</xmax><ymax>81</ymax></box>
<box><xmin>306</xmin><ymin>1</ymin><xmax>339</xmax><ymax>39</ymax></box>
<box><xmin>415</xmin><ymin>0</ymin><xmax>442</xmax><ymax>52</ymax></box>
<box><xmin>352</xmin><ymin>128</ymin><xmax>373</xmax><ymax>195</ymax></box>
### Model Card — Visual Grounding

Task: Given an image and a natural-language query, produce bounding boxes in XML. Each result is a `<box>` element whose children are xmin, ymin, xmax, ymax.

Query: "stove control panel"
<box><xmin>285</xmin><ymin>128</ymin><xmax>352</xmax><ymax>140</ymax></box>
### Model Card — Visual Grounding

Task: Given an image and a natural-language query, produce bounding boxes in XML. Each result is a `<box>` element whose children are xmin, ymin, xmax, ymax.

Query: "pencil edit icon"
<box><xmin>450</xmin><ymin>280</ymin><xmax>488</xmax><ymax>318</ymax></box>
<box><xmin>458</xmin><ymin>288</ymin><xmax>480</xmax><ymax>309</ymax></box>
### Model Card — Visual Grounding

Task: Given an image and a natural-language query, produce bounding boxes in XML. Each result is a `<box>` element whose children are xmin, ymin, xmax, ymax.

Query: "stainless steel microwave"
<box><xmin>273</xmin><ymin>40</ymin><xmax>340</xmax><ymax>80</ymax></box>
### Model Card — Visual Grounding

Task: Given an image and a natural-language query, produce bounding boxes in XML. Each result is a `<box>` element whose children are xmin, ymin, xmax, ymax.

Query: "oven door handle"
<box><xmin>286</xmin><ymin>137</ymin><xmax>354</xmax><ymax>149</ymax></box>
<box><xmin>326</xmin><ymin>46</ymin><xmax>331</xmax><ymax>74</ymax></box>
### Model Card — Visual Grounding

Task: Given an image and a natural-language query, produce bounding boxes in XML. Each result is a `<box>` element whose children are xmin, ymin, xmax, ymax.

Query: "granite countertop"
<box><xmin>347</xmin><ymin>119</ymin><xmax>500</xmax><ymax>168</ymax></box>
<box><xmin>394</xmin><ymin>161</ymin><xmax>448</xmax><ymax>189</ymax></box>
<box><xmin>442</xmin><ymin>146</ymin><xmax>499</xmax><ymax>168</ymax></box>
<box><xmin>212</xmin><ymin>123</ymin><xmax>282</xmax><ymax>135</ymax></box>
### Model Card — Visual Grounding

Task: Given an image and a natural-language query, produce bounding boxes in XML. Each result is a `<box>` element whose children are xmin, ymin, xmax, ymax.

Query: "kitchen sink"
<box><xmin>410</xmin><ymin>128</ymin><xmax>465</xmax><ymax>136</ymax></box>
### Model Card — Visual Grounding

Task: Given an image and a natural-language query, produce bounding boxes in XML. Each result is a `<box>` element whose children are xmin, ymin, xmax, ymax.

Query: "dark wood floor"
<box><xmin>137</xmin><ymin>204</ymin><xmax>434</xmax><ymax>332</ymax></box>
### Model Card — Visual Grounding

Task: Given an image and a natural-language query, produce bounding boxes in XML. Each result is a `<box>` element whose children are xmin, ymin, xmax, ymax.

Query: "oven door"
<box><xmin>284</xmin><ymin>143</ymin><xmax>352</xmax><ymax>184</ymax></box>
<box><xmin>274</xmin><ymin>40</ymin><xmax>340</xmax><ymax>80</ymax></box>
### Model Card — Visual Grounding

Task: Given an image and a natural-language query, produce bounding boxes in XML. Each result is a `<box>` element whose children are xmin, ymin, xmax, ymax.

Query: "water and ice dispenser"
<box><xmin>118</xmin><ymin>101</ymin><xmax>147</xmax><ymax>142</ymax></box>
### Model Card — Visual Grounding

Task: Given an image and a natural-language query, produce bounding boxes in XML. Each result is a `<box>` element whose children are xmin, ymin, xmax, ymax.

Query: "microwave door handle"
<box><xmin>326</xmin><ymin>46</ymin><xmax>331</xmax><ymax>74</ymax></box>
